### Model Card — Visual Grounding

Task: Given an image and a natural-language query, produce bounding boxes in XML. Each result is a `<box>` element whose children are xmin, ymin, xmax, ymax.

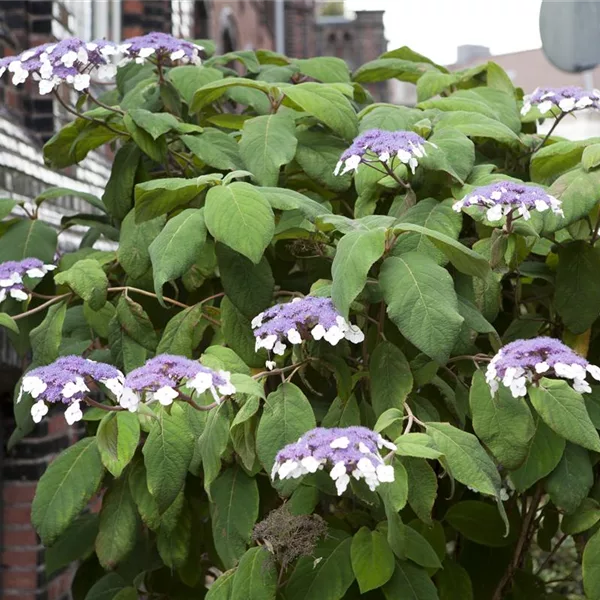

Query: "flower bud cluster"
<box><xmin>18</xmin><ymin>356</ymin><xmax>123</xmax><ymax>425</ymax></box>
<box><xmin>0</xmin><ymin>258</ymin><xmax>56</xmax><ymax>302</ymax></box>
<box><xmin>334</xmin><ymin>129</ymin><xmax>430</xmax><ymax>176</ymax></box>
<box><xmin>452</xmin><ymin>181</ymin><xmax>563</xmax><ymax>222</ymax></box>
<box><xmin>486</xmin><ymin>337</ymin><xmax>600</xmax><ymax>398</ymax></box>
<box><xmin>252</xmin><ymin>296</ymin><xmax>364</xmax><ymax>368</ymax></box>
<box><xmin>272</xmin><ymin>426</ymin><xmax>396</xmax><ymax>495</ymax></box>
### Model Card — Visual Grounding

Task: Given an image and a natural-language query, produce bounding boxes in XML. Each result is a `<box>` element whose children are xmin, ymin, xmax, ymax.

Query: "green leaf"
<box><xmin>286</xmin><ymin>533</ymin><xmax>354</xmax><ymax>600</ymax></box>
<box><xmin>393</xmin><ymin>223</ymin><xmax>490</xmax><ymax>280</ymax></box>
<box><xmin>0</xmin><ymin>197</ymin><xmax>17</xmax><ymax>218</ymax></box>
<box><xmin>231</xmin><ymin>547</ymin><xmax>277</xmax><ymax>600</ymax></box>
<box><xmin>0</xmin><ymin>218</ymin><xmax>57</xmax><ymax>263</ymax></box>
<box><xmin>142</xmin><ymin>406</ymin><xmax>194</xmax><ymax>513</ymax></box>
<box><xmin>294</xmin><ymin>56</ymin><xmax>350</xmax><ymax>82</ymax></box>
<box><xmin>35</xmin><ymin>186</ymin><xmax>105</xmax><ymax>212</ymax></box>
<box><xmin>127</xmin><ymin>108</ymin><xmax>179</xmax><ymax>139</ymax></box>
<box><xmin>555</xmin><ymin>241</ymin><xmax>600</xmax><ymax>334</ymax></box>
<box><xmin>30</xmin><ymin>301</ymin><xmax>67</xmax><ymax>366</ymax></box>
<box><xmin>544</xmin><ymin>167</ymin><xmax>600</xmax><ymax>232</ymax></box>
<box><xmin>294</xmin><ymin>131</ymin><xmax>352</xmax><ymax>192</ymax></box>
<box><xmin>375</xmin><ymin>408</ymin><xmax>405</xmax><ymax>434</ymax></box>
<box><xmin>182</xmin><ymin>130</ymin><xmax>244</xmax><ymax>171</ymax></box>
<box><xmin>31</xmin><ymin>437</ymin><xmax>104</xmax><ymax>546</ymax></box>
<box><xmin>102</xmin><ymin>143</ymin><xmax>142</xmax><ymax>221</ymax></box>
<box><xmin>435</xmin><ymin>560</ymin><xmax>473</xmax><ymax>600</ymax></box>
<box><xmin>116</xmin><ymin>295</ymin><xmax>157</xmax><ymax>351</ymax></box>
<box><xmin>96</xmin><ymin>412</ymin><xmax>140</xmax><ymax>478</ymax></box>
<box><xmin>108</xmin><ymin>316</ymin><xmax>147</xmax><ymax>372</ymax></box>
<box><xmin>354</xmin><ymin>58</ymin><xmax>436</xmax><ymax>84</ymax></box>
<box><xmin>530</xmin><ymin>140</ymin><xmax>592</xmax><ymax>185</ymax></box>
<box><xmin>148</xmin><ymin>208</ymin><xmax>207</xmax><ymax>305</ymax></box>
<box><xmin>55</xmin><ymin>259</ymin><xmax>108</xmax><ymax>310</ymax></box>
<box><xmin>469</xmin><ymin>370</ymin><xmax>535</xmax><ymax>470</ymax></box>
<box><xmin>530</xmin><ymin>378</ymin><xmax>600</xmax><ymax>452</ymax></box>
<box><xmin>45</xmin><ymin>513</ymin><xmax>98</xmax><ymax>576</ymax></box>
<box><xmin>331</xmin><ymin>228</ymin><xmax>386</xmax><ymax>318</ymax></box>
<box><xmin>156</xmin><ymin>303</ymin><xmax>206</xmax><ymax>357</ymax></box>
<box><xmin>351</xmin><ymin>527</ymin><xmax>395</xmax><ymax>593</ymax></box>
<box><xmin>370</xmin><ymin>341</ymin><xmax>413</xmax><ymax>426</ymax></box>
<box><xmin>383</xmin><ymin>560</ymin><xmax>439</xmax><ymax>600</ymax></box>
<box><xmin>445</xmin><ymin>501</ymin><xmax>514</xmax><ymax>547</ymax></box>
<box><xmin>239</xmin><ymin>113</ymin><xmax>298</xmax><ymax>186</ymax></box>
<box><xmin>117</xmin><ymin>210</ymin><xmax>164</xmax><ymax>279</ymax></box>
<box><xmin>434</xmin><ymin>110</ymin><xmax>522</xmax><ymax>146</ymax></box>
<box><xmin>583</xmin><ymin>143</ymin><xmax>600</xmax><ymax>171</ymax></box>
<box><xmin>457</xmin><ymin>295</ymin><xmax>497</xmax><ymax>335</ymax></box>
<box><xmin>123</xmin><ymin>113</ymin><xmax>166</xmax><ymax>162</ymax></box>
<box><xmin>584</xmin><ymin>528</ymin><xmax>600</xmax><ymax>600</ymax></box>
<box><xmin>404</xmin><ymin>525</ymin><xmax>443</xmax><ymax>569</ymax></box>
<box><xmin>404</xmin><ymin>458</ymin><xmax>437</xmax><ymax>526</ymax></box>
<box><xmin>259</xmin><ymin>186</ymin><xmax>332</xmax><ymax>220</ymax></box>
<box><xmin>418</xmin><ymin>130</ymin><xmax>475</xmax><ymax>183</ymax></box>
<box><xmin>256</xmin><ymin>383</ymin><xmax>316</xmax><ymax>475</ymax></box>
<box><xmin>190</xmin><ymin>77</ymin><xmax>272</xmax><ymax>112</ymax></box>
<box><xmin>379</xmin><ymin>253</ymin><xmax>463</xmax><ymax>363</ymax></box>
<box><xmin>168</xmin><ymin>65</ymin><xmax>223</xmax><ymax>104</ymax></box>
<box><xmin>157</xmin><ymin>500</ymin><xmax>192</xmax><ymax>569</ymax></box>
<box><xmin>211</xmin><ymin>466</ymin><xmax>259</xmax><ymax>570</ymax></box>
<box><xmin>205</xmin><ymin>182</ymin><xmax>274</xmax><ymax>264</ymax></box>
<box><xmin>95</xmin><ymin>476</ymin><xmax>138</xmax><ymax>569</ymax></box>
<box><xmin>392</xmin><ymin>199</ymin><xmax>461</xmax><ymax>264</ymax></box>
<box><xmin>221</xmin><ymin>297</ymin><xmax>266</xmax><ymax>368</ymax></box>
<box><xmin>426</xmin><ymin>422</ymin><xmax>501</xmax><ymax>498</ymax></box>
<box><xmin>206</xmin><ymin>570</ymin><xmax>237</xmax><ymax>600</ymax></box>
<box><xmin>546</xmin><ymin>442</ymin><xmax>593</xmax><ymax>514</ymax></box>
<box><xmin>43</xmin><ymin>116</ymin><xmax>119</xmax><ymax>169</ymax></box>
<box><xmin>562</xmin><ymin>498</ymin><xmax>600</xmax><ymax>534</ymax></box>
<box><xmin>198</xmin><ymin>403</ymin><xmax>232</xmax><ymax>487</ymax></box>
<box><xmin>128</xmin><ymin>458</ymin><xmax>160</xmax><ymax>531</ymax></box>
<box><xmin>510</xmin><ymin>416</ymin><xmax>566</xmax><ymax>492</ymax></box>
<box><xmin>283</xmin><ymin>82</ymin><xmax>358</xmax><ymax>139</ymax></box>
<box><xmin>380</xmin><ymin>460</ymin><xmax>409</xmax><ymax>512</ymax></box>
<box><xmin>394</xmin><ymin>433</ymin><xmax>443</xmax><ymax>460</ymax></box>
<box><xmin>84</xmin><ymin>572</ymin><xmax>128</xmax><ymax>600</ymax></box>
<box><xmin>217</xmin><ymin>244</ymin><xmax>274</xmax><ymax>318</ymax></box>
<box><xmin>0</xmin><ymin>312</ymin><xmax>18</xmax><ymax>334</ymax></box>
<box><xmin>134</xmin><ymin>174</ymin><xmax>222</xmax><ymax>222</ymax></box>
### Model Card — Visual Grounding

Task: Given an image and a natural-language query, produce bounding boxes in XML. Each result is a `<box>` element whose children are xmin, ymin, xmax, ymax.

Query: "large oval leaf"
<box><xmin>31</xmin><ymin>437</ymin><xmax>105</xmax><ymax>546</ymax></box>
<box><xmin>379</xmin><ymin>253</ymin><xmax>463</xmax><ymax>363</ymax></box>
<box><xmin>205</xmin><ymin>182</ymin><xmax>274</xmax><ymax>264</ymax></box>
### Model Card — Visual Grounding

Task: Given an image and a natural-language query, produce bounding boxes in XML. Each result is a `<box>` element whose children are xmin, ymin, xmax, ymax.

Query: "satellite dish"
<box><xmin>540</xmin><ymin>0</ymin><xmax>600</xmax><ymax>73</ymax></box>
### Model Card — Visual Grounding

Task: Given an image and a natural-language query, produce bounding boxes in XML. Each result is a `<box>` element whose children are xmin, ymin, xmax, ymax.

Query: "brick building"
<box><xmin>0</xmin><ymin>2</ymin><xmax>387</xmax><ymax>598</ymax></box>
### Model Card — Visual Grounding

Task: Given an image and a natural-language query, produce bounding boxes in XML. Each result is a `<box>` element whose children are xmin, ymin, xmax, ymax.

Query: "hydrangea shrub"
<box><xmin>2</xmin><ymin>34</ymin><xmax>600</xmax><ymax>599</ymax></box>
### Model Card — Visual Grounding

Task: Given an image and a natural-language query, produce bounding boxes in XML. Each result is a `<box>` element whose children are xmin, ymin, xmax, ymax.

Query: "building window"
<box><xmin>171</xmin><ymin>0</ymin><xmax>194</xmax><ymax>39</ymax></box>
<box><xmin>194</xmin><ymin>0</ymin><xmax>210</xmax><ymax>39</ymax></box>
<box><xmin>219</xmin><ymin>8</ymin><xmax>237</xmax><ymax>54</ymax></box>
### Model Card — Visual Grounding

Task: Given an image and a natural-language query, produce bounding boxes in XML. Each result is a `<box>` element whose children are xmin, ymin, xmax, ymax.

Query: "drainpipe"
<box><xmin>275</xmin><ymin>0</ymin><xmax>285</xmax><ymax>55</ymax></box>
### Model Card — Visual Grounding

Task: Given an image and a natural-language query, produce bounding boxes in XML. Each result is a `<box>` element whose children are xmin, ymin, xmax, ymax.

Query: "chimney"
<box><xmin>456</xmin><ymin>44</ymin><xmax>491</xmax><ymax>65</ymax></box>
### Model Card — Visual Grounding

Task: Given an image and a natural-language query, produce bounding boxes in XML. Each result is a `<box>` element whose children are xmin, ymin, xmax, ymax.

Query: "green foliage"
<box><xmin>11</xmin><ymin>39</ymin><xmax>600</xmax><ymax>599</ymax></box>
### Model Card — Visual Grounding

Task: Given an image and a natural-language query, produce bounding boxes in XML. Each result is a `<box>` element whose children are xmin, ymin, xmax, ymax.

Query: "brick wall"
<box><xmin>122</xmin><ymin>0</ymin><xmax>172</xmax><ymax>38</ymax></box>
<box><xmin>1</xmin><ymin>365</ymin><xmax>81</xmax><ymax>600</ymax></box>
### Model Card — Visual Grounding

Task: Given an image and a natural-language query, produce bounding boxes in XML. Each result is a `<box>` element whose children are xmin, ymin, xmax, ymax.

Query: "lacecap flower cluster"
<box><xmin>18</xmin><ymin>356</ymin><xmax>123</xmax><ymax>424</ymax></box>
<box><xmin>521</xmin><ymin>86</ymin><xmax>600</xmax><ymax>117</ymax></box>
<box><xmin>334</xmin><ymin>129</ymin><xmax>430</xmax><ymax>176</ymax></box>
<box><xmin>252</xmin><ymin>296</ymin><xmax>364</xmax><ymax>367</ymax></box>
<box><xmin>0</xmin><ymin>258</ymin><xmax>56</xmax><ymax>302</ymax></box>
<box><xmin>0</xmin><ymin>32</ymin><xmax>202</xmax><ymax>95</ymax></box>
<box><xmin>486</xmin><ymin>337</ymin><xmax>600</xmax><ymax>398</ymax></box>
<box><xmin>452</xmin><ymin>181</ymin><xmax>563</xmax><ymax>222</ymax></box>
<box><xmin>118</xmin><ymin>354</ymin><xmax>235</xmax><ymax>412</ymax></box>
<box><xmin>272</xmin><ymin>426</ymin><xmax>396</xmax><ymax>495</ymax></box>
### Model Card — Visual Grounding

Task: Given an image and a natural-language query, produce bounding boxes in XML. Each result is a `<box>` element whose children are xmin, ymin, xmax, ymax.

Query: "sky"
<box><xmin>344</xmin><ymin>0</ymin><xmax>543</xmax><ymax>65</ymax></box>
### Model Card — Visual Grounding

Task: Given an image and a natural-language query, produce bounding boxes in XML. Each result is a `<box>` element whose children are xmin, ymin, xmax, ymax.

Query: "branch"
<box><xmin>83</xmin><ymin>396</ymin><xmax>124</xmax><ymax>412</ymax></box>
<box><xmin>12</xmin><ymin>294</ymin><xmax>72</xmax><ymax>321</ymax></box>
<box><xmin>492</xmin><ymin>483</ymin><xmax>544</xmax><ymax>600</ymax></box>
<box><xmin>403</xmin><ymin>401</ymin><xmax>425</xmax><ymax>434</ymax></box>
<box><xmin>535</xmin><ymin>533</ymin><xmax>568</xmax><ymax>576</ymax></box>
<box><xmin>108</xmin><ymin>286</ymin><xmax>189</xmax><ymax>308</ymax></box>
<box><xmin>53</xmin><ymin>89</ymin><xmax>124</xmax><ymax>135</ymax></box>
